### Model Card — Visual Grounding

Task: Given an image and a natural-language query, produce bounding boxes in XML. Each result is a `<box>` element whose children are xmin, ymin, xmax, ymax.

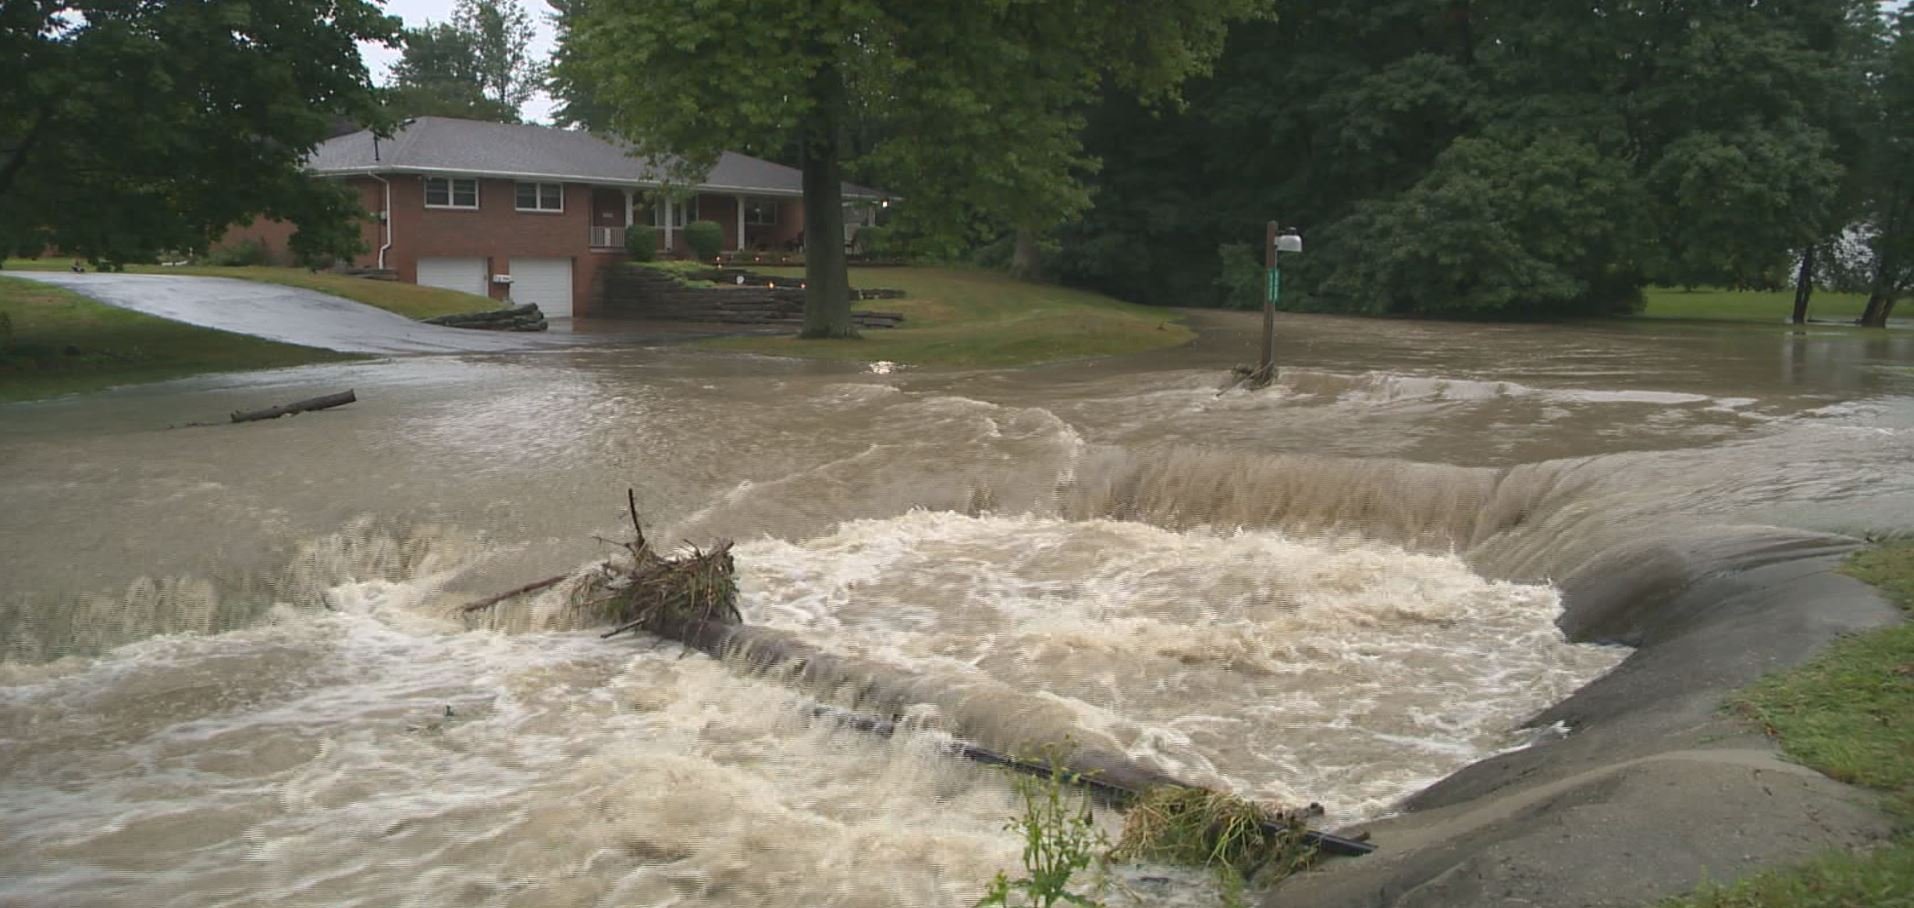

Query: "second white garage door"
<box><xmin>508</xmin><ymin>258</ymin><xmax>573</xmax><ymax>317</ymax></box>
<box><xmin>415</xmin><ymin>257</ymin><xmax>487</xmax><ymax>297</ymax></box>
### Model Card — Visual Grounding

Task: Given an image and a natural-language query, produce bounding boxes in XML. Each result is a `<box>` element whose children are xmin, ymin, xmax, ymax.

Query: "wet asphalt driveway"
<box><xmin>11</xmin><ymin>272</ymin><xmax>587</xmax><ymax>354</ymax></box>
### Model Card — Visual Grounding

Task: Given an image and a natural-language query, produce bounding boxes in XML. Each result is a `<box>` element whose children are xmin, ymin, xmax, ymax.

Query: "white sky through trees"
<box><xmin>358</xmin><ymin>0</ymin><xmax>559</xmax><ymax>123</ymax></box>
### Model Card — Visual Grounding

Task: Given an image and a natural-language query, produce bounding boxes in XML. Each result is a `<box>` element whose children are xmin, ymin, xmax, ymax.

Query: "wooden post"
<box><xmin>1244</xmin><ymin>220</ymin><xmax>1277</xmax><ymax>389</ymax></box>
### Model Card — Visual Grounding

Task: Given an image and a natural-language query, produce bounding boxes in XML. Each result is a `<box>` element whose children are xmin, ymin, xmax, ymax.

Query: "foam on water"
<box><xmin>734</xmin><ymin>512</ymin><xmax>1626</xmax><ymax>819</ymax></box>
<box><xmin>0</xmin><ymin>509</ymin><xmax>1623</xmax><ymax>907</ymax></box>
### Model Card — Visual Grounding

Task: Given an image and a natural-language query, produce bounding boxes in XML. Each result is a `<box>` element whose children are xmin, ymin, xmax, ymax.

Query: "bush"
<box><xmin>855</xmin><ymin>225</ymin><xmax>890</xmax><ymax>256</ymax></box>
<box><xmin>625</xmin><ymin>225</ymin><xmax>660</xmax><ymax>262</ymax></box>
<box><xmin>205</xmin><ymin>238</ymin><xmax>268</xmax><ymax>267</ymax></box>
<box><xmin>1215</xmin><ymin>243</ymin><xmax>1265</xmax><ymax>310</ymax></box>
<box><xmin>684</xmin><ymin>220</ymin><xmax>725</xmax><ymax>261</ymax></box>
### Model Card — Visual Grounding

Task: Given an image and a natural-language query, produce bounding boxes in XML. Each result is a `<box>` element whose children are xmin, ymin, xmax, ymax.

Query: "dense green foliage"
<box><xmin>552</xmin><ymin>0</ymin><xmax>1266</xmax><ymax>338</ymax></box>
<box><xmin>383</xmin><ymin>0</ymin><xmax>540</xmax><ymax>123</ymax></box>
<box><xmin>1055</xmin><ymin>0</ymin><xmax>1884</xmax><ymax>319</ymax></box>
<box><xmin>0</xmin><ymin>0</ymin><xmax>398</xmax><ymax>267</ymax></box>
<box><xmin>684</xmin><ymin>220</ymin><xmax>725</xmax><ymax>262</ymax></box>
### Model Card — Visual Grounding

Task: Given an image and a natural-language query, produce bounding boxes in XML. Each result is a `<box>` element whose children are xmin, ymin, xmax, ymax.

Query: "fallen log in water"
<box><xmin>230</xmin><ymin>390</ymin><xmax>356</xmax><ymax>423</ymax></box>
<box><xmin>477</xmin><ymin>489</ymin><xmax>1375</xmax><ymax>863</ymax></box>
<box><xmin>806</xmin><ymin>704</ymin><xmax>1375</xmax><ymax>857</ymax></box>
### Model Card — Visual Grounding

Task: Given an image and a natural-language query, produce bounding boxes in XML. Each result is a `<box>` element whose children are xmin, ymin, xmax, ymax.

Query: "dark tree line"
<box><xmin>2</xmin><ymin>0</ymin><xmax>398</xmax><ymax>265</ymax></box>
<box><xmin>1045</xmin><ymin>1</ymin><xmax>1912</xmax><ymax>325</ymax></box>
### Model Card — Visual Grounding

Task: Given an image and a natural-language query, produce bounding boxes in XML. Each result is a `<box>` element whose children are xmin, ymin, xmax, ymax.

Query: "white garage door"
<box><xmin>415</xmin><ymin>257</ymin><xmax>487</xmax><ymax>297</ymax></box>
<box><xmin>508</xmin><ymin>258</ymin><xmax>573</xmax><ymax>317</ymax></box>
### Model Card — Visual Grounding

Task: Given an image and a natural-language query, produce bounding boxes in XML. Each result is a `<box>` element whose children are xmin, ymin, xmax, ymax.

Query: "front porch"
<box><xmin>588</xmin><ymin>188</ymin><xmax>814</xmax><ymax>257</ymax></box>
<box><xmin>587</xmin><ymin>188</ymin><xmax>882</xmax><ymax>259</ymax></box>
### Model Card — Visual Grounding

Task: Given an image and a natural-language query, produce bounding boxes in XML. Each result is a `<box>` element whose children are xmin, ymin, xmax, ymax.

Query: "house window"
<box><xmin>745</xmin><ymin>199</ymin><xmax>779</xmax><ymax>226</ymax></box>
<box><xmin>650</xmin><ymin>200</ymin><xmax>690</xmax><ymax>228</ymax></box>
<box><xmin>515</xmin><ymin>182</ymin><xmax>564</xmax><ymax>212</ymax></box>
<box><xmin>424</xmin><ymin>177</ymin><xmax>478</xmax><ymax>209</ymax></box>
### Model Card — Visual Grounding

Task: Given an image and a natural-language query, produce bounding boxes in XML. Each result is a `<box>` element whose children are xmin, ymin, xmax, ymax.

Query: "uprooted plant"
<box><xmin>458</xmin><ymin>489</ymin><xmax>738</xmax><ymax>636</ymax></box>
<box><xmin>1111</xmin><ymin>786</ymin><xmax>1318</xmax><ymax>904</ymax></box>
<box><xmin>587</xmin><ymin>490</ymin><xmax>739</xmax><ymax>639</ymax></box>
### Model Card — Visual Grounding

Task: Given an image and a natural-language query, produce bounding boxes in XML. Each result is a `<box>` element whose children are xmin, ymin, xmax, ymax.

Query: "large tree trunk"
<box><xmin>799</xmin><ymin>60</ymin><xmax>856</xmax><ymax>340</ymax></box>
<box><xmin>1010</xmin><ymin>228</ymin><xmax>1042</xmax><ymax>279</ymax></box>
<box><xmin>1860</xmin><ymin>291</ymin><xmax>1897</xmax><ymax>328</ymax></box>
<box><xmin>1791</xmin><ymin>245</ymin><xmax>1816</xmax><ymax>325</ymax></box>
<box><xmin>1861</xmin><ymin>248</ymin><xmax>1901</xmax><ymax>328</ymax></box>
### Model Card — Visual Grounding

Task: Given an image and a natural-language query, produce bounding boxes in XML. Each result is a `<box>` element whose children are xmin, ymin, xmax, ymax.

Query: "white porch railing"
<box><xmin>589</xmin><ymin>225</ymin><xmax>627</xmax><ymax>249</ymax></box>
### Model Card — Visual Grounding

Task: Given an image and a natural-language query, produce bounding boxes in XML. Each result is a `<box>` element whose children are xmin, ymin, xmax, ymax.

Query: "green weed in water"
<box><xmin>976</xmin><ymin>765</ymin><xmax>1111</xmax><ymax>908</ymax></box>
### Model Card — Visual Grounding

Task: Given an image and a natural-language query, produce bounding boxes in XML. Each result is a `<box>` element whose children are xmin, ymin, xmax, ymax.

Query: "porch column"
<box><xmin>735</xmin><ymin>194</ymin><xmax>746</xmax><ymax>252</ymax></box>
<box><xmin>623</xmin><ymin>188</ymin><xmax>634</xmax><ymax>227</ymax></box>
<box><xmin>663</xmin><ymin>197</ymin><xmax>675</xmax><ymax>253</ymax></box>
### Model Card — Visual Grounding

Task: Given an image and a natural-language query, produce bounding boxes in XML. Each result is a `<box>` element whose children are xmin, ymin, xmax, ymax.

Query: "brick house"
<box><xmin>228</xmin><ymin>117</ymin><xmax>887</xmax><ymax>318</ymax></box>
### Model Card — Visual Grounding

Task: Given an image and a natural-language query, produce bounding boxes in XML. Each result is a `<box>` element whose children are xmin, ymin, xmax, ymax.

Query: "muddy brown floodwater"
<box><xmin>2</xmin><ymin>310</ymin><xmax>1910</xmax><ymax>907</ymax></box>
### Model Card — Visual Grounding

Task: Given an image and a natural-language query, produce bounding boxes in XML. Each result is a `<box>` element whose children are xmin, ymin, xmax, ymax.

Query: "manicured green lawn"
<box><xmin>1639</xmin><ymin>287</ymin><xmax>1879</xmax><ymax>326</ymax></box>
<box><xmin>0</xmin><ymin>276</ymin><xmax>350</xmax><ymax>402</ymax></box>
<box><xmin>1658</xmin><ymin>541</ymin><xmax>1914</xmax><ymax>907</ymax></box>
<box><xmin>1</xmin><ymin>259</ymin><xmax>494</xmax><ymax>320</ymax></box>
<box><xmin>701</xmin><ymin>266</ymin><xmax>1194</xmax><ymax>367</ymax></box>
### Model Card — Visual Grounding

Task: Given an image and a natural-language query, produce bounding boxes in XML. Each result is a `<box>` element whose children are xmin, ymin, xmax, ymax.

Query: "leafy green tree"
<box><xmin>1320</xmin><ymin>133</ymin><xmax>1648</xmax><ymax>317</ymax></box>
<box><xmin>1058</xmin><ymin>0</ymin><xmax>1872</xmax><ymax>318</ymax></box>
<box><xmin>546</xmin><ymin>0</ymin><xmax>614</xmax><ymax>131</ymax></box>
<box><xmin>1</xmin><ymin>0</ymin><xmax>399</xmax><ymax>266</ymax></box>
<box><xmin>385</xmin><ymin>0</ymin><xmax>539</xmax><ymax>123</ymax></box>
<box><xmin>456</xmin><ymin>0</ymin><xmax>542</xmax><ymax>116</ymax></box>
<box><xmin>555</xmin><ymin>0</ymin><xmax>1264</xmax><ymax>338</ymax></box>
<box><xmin>385</xmin><ymin>22</ymin><xmax>519</xmax><ymax>122</ymax></box>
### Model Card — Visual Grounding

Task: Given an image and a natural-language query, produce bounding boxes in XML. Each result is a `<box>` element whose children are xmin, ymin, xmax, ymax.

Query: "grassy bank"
<box><xmin>0</xmin><ymin>276</ymin><xmax>349</xmax><ymax>401</ymax></box>
<box><xmin>700</xmin><ymin>267</ymin><xmax>1195</xmax><ymax>368</ymax></box>
<box><xmin>1659</xmin><ymin>541</ymin><xmax>1913</xmax><ymax>907</ymax></box>
<box><xmin>1639</xmin><ymin>287</ymin><xmax>1881</xmax><ymax>326</ymax></box>
<box><xmin>1</xmin><ymin>259</ymin><xmax>494</xmax><ymax>320</ymax></box>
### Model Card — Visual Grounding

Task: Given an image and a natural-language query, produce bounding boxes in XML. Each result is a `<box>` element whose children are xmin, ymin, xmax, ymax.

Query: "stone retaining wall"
<box><xmin>595</xmin><ymin>265</ymin><xmax>904</xmax><ymax>329</ymax></box>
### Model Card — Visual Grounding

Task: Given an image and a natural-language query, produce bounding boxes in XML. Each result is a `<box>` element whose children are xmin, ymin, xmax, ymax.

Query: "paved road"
<box><xmin>11</xmin><ymin>272</ymin><xmax>583</xmax><ymax>354</ymax></box>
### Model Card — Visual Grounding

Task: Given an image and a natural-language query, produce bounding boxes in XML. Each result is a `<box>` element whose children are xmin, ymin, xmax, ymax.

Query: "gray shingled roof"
<box><xmin>308</xmin><ymin>117</ymin><xmax>885</xmax><ymax>200</ymax></box>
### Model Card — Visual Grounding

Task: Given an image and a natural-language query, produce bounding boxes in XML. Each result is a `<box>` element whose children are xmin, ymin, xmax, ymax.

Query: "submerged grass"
<box><xmin>1111</xmin><ymin>787</ymin><xmax>1315</xmax><ymax>885</ymax></box>
<box><xmin>701</xmin><ymin>266</ymin><xmax>1195</xmax><ymax>368</ymax></box>
<box><xmin>1637</xmin><ymin>287</ymin><xmax>1889</xmax><ymax>327</ymax></box>
<box><xmin>1659</xmin><ymin>541</ymin><xmax>1914</xmax><ymax>907</ymax></box>
<box><xmin>0</xmin><ymin>275</ymin><xmax>350</xmax><ymax>401</ymax></box>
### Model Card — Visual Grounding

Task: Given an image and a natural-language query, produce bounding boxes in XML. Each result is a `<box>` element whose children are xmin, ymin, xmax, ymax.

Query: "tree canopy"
<box><xmin>384</xmin><ymin>0</ymin><xmax>541</xmax><ymax>123</ymax></box>
<box><xmin>1</xmin><ymin>0</ymin><xmax>399</xmax><ymax>266</ymax></box>
<box><xmin>554</xmin><ymin>0</ymin><xmax>1265</xmax><ymax>337</ymax></box>
<box><xmin>1054</xmin><ymin>0</ymin><xmax>1879</xmax><ymax>319</ymax></box>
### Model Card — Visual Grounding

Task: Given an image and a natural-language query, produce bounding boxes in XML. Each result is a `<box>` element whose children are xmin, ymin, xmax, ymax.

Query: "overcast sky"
<box><xmin>358</xmin><ymin>0</ymin><xmax>560</xmax><ymax>123</ymax></box>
